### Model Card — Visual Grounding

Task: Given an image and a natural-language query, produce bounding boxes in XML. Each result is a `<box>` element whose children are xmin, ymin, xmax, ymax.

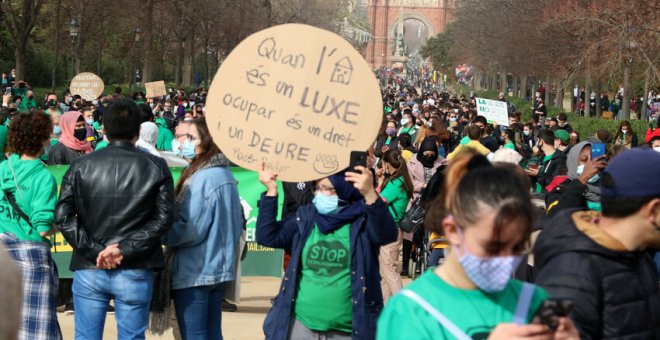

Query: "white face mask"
<box><xmin>654</xmin><ymin>147</ymin><xmax>660</xmax><ymax>153</ymax></box>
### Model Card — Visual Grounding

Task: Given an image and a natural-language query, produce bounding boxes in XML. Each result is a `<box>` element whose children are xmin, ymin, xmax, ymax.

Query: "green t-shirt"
<box><xmin>377</xmin><ymin>271</ymin><xmax>548</xmax><ymax>340</ymax></box>
<box><xmin>504</xmin><ymin>141</ymin><xmax>516</xmax><ymax>150</ymax></box>
<box><xmin>294</xmin><ymin>224</ymin><xmax>352</xmax><ymax>333</ymax></box>
<box><xmin>0</xmin><ymin>125</ymin><xmax>7</xmax><ymax>162</ymax></box>
<box><xmin>380</xmin><ymin>177</ymin><xmax>409</xmax><ymax>222</ymax></box>
<box><xmin>95</xmin><ymin>139</ymin><xmax>109</xmax><ymax>151</ymax></box>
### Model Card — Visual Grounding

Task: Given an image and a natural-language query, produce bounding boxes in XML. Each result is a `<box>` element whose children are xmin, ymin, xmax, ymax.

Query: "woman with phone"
<box><xmin>613</xmin><ymin>121</ymin><xmax>638</xmax><ymax>149</ymax></box>
<box><xmin>256</xmin><ymin>164</ymin><xmax>398</xmax><ymax>339</ymax></box>
<box><xmin>377</xmin><ymin>153</ymin><xmax>579</xmax><ymax>339</ymax></box>
<box><xmin>545</xmin><ymin>142</ymin><xmax>608</xmax><ymax>216</ymax></box>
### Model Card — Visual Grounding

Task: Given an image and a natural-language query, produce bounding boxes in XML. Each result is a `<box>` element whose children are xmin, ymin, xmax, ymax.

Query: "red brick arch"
<box><xmin>365</xmin><ymin>0</ymin><xmax>453</xmax><ymax>68</ymax></box>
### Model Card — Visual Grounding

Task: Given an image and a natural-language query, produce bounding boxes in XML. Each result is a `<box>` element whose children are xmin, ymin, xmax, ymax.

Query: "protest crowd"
<box><xmin>0</xmin><ymin>64</ymin><xmax>660</xmax><ymax>340</ymax></box>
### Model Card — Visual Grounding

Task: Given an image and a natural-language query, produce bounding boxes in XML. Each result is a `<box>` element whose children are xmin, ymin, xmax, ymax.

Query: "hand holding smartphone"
<box><xmin>349</xmin><ymin>151</ymin><xmax>368</xmax><ymax>171</ymax></box>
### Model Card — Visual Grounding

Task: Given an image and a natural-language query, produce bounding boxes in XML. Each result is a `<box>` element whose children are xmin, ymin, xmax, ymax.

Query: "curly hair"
<box><xmin>8</xmin><ymin>109</ymin><xmax>52</xmax><ymax>156</ymax></box>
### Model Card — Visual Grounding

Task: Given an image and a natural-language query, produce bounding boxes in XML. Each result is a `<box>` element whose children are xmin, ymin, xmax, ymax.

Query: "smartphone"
<box><xmin>533</xmin><ymin>299</ymin><xmax>574</xmax><ymax>331</ymax></box>
<box><xmin>591</xmin><ymin>142</ymin><xmax>606</xmax><ymax>160</ymax></box>
<box><xmin>3</xmin><ymin>87</ymin><xmax>11</xmax><ymax>95</ymax></box>
<box><xmin>349</xmin><ymin>151</ymin><xmax>368</xmax><ymax>171</ymax></box>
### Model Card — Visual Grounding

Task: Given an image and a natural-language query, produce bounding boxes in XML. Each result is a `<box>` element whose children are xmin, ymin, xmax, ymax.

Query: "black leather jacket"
<box><xmin>56</xmin><ymin>141</ymin><xmax>175</xmax><ymax>271</ymax></box>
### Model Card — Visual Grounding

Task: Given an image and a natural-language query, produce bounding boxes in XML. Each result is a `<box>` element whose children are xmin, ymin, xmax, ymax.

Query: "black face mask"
<box><xmin>8</xmin><ymin>108</ymin><xmax>16</xmax><ymax>114</ymax></box>
<box><xmin>74</xmin><ymin>128</ymin><xmax>87</xmax><ymax>141</ymax></box>
<box><xmin>48</xmin><ymin>100</ymin><xmax>57</xmax><ymax>107</ymax></box>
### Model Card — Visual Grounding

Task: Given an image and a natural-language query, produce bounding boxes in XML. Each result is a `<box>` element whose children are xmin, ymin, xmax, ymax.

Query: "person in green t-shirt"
<box><xmin>377</xmin><ymin>160</ymin><xmax>579</xmax><ymax>340</ymax></box>
<box><xmin>378</xmin><ymin>149</ymin><xmax>413</xmax><ymax>302</ymax></box>
<box><xmin>502</xmin><ymin>128</ymin><xmax>516</xmax><ymax>151</ymax></box>
<box><xmin>257</xmin><ymin>163</ymin><xmax>398</xmax><ymax>339</ymax></box>
<box><xmin>0</xmin><ymin>110</ymin><xmax>61</xmax><ymax>339</ymax></box>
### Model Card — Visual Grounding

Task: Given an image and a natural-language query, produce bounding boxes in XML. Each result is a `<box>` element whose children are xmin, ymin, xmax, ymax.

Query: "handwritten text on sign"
<box><xmin>206</xmin><ymin>24</ymin><xmax>382</xmax><ymax>182</ymax></box>
<box><xmin>476</xmin><ymin>97</ymin><xmax>509</xmax><ymax>127</ymax></box>
<box><xmin>69</xmin><ymin>72</ymin><xmax>105</xmax><ymax>101</ymax></box>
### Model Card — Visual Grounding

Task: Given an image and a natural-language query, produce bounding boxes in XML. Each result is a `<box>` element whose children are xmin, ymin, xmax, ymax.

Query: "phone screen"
<box><xmin>591</xmin><ymin>142</ymin><xmax>606</xmax><ymax>160</ymax></box>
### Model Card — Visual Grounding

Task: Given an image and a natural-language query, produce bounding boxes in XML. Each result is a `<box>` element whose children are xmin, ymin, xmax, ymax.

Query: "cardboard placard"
<box><xmin>145</xmin><ymin>81</ymin><xmax>167</xmax><ymax>98</ymax></box>
<box><xmin>206</xmin><ymin>24</ymin><xmax>382</xmax><ymax>182</ymax></box>
<box><xmin>476</xmin><ymin>97</ymin><xmax>509</xmax><ymax>127</ymax></box>
<box><xmin>69</xmin><ymin>72</ymin><xmax>104</xmax><ymax>101</ymax></box>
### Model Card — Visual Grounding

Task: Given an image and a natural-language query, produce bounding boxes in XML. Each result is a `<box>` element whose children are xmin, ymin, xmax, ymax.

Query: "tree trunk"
<box><xmin>554</xmin><ymin>83</ymin><xmax>564</xmax><ymax>110</ymax></box>
<box><xmin>14</xmin><ymin>40</ymin><xmax>27</xmax><ymax>82</ymax></box>
<box><xmin>175</xmin><ymin>41</ymin><xmax>183</xmax><ymax>87</ymax></box>
<box><xmin>203</xmin><ymin>36</ymin><xmax>209</xmax><ymax>87</ymax></box>
<box><xmin>500</xmin><ymin>69</ymin><xmax>506</xmax><ymax>93</ymax></box>
<box><xmin>520</xmin><ymin>74</ymin><xmax>528</xmax><ymax>99</ymax></box>
<box><xmin>584</xmin><ymin>70</ymin><xmax>591</xmax><ymax>117</ymax></box>
<box><xmin>595</xmin><ymin>80</ymin><xmax>602</xmax><ymax>118</ymax></box>
<box><xmin>621</xmin><ymin>60</ymin><xmax>632</xmax><ymax>121</ymax></box>
<box><xmin>141</xmin><ymin>0</ymin><xmax>154</xmax><ymax>83</ymax></box>
<box><xmin>641</xmin><ymin>69</ymin><xmax>650</xmax><ymax>121</ymax></box>
<box><xmin>182</xmin><ymin>29</ymin><xmax>195</xmax><ymax>88</ymax></box>
<box><xmin>512</xmin><ymin>74</ymin><xmax>518</xmax><ymax>98</ymax></box>
<box><xmin>51</xmin><ymin>0</ymin><xmax>61</xmax><ymax>91</ymax></box>
<box><xmin>544</xmin><ymin>75</ymin><xmax>551</xmax><ymax>107</ymax></box>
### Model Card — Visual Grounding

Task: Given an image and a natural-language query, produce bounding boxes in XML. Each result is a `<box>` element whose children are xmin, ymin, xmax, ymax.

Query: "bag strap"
<box><xmin>3</xmin><ymin>190</ymin><xmax>34</xmax><ymax>228</ymax></box>
<box><xmin>513</xmin><ymin>282</ymin><xmax>536</xmax><ymax>325</ymax></box>
<box><xmin>400</xmin><ymin>290</ymin><xmax>471</xmax><ymax>340</ymax></box>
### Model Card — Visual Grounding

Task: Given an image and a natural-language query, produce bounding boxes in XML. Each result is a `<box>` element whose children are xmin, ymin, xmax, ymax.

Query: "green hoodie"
<box><xmin>0</xmin><ymin>154</ymin><xmax>57</xmax><ymax>242</ymax></box>
<box><xmin>155</xmin><ymin>117</ymin><xmax>174</xmax><ymax>151</ymax></box>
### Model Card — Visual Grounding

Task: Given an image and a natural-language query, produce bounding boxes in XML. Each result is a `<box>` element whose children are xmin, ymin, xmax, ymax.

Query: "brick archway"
<box><xmin>365</xmin><ymin>0</ymin><xmax>453</xmax><ymax>68</ymax></box>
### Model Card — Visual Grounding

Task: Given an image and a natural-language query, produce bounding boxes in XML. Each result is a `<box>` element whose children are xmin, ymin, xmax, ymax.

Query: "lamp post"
<box><xmin>68</xmin><ymin>18</ymin><xmax>80</xmax><ymax>80</ymax></box>
<box><xmin>130</xmin><ymin>27</ymin><xmax>142</xmax><ymax>88</ymax></box>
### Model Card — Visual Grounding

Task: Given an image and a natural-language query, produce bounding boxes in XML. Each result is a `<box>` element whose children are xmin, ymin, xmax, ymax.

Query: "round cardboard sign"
<box><xmin>206</xmin><ymin>24</ymin><xmax>382</xmax><ymax>182</ymax></box>
<box><xmin>69</xmin><ymin>72</ymin><xmax>105</xmax><ymax>101</ymax></box>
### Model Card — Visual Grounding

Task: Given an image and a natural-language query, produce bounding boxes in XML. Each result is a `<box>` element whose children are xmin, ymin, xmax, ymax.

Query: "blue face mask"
<box><xmin>182</xmin><ymin>140</ymin><xmax>197</xmax><ymax>159</ymax></box>
<box><xmin>312</xmin><ymin>192</ymin><xmax>340</xmax><ymax>215</ymax></box>
<box><xmin>171</xmin><ymin>139</ymin><xmax>182</xmax><ymax>156</ymax></box>
<box><xmin>53</xmin><ymin>125</ymin><xmax>61</xmax><ymax>135</ymax></box>
<box><xmin>576</xmin><ymin>165</ymin><xmax>600</xmax><ymax>183</ymax></box>
<box><xmin>456</xmin><ymin>226</ymin><xmax>523</xmax><ymax>293</ymax></box>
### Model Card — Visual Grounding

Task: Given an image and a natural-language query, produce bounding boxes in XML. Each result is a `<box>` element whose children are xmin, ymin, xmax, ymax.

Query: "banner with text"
<box><xmin>206</xmin><ymin>24</ymin><xmax>383</xmax><ymax>182</ymax></box>
<box><xmin>47</xmin><ymin>166</ymin><xmax>284</xmax><ymax>278</ymax></box>
<box><xmin>145</xmin><ymin>81</ymin><xmax>167</xmax><ymax>98</ymax></box>
<box><xmin>476</xmin><ymin>97</ymin><xmax>509</xmax><ymax>127</ymax></box>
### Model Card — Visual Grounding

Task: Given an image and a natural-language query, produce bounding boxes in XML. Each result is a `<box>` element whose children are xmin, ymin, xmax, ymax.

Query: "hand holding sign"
<box><xmin>206</xmin><ymin>24</ymin><xmax>382</xmax><ymax>182</ymax></box>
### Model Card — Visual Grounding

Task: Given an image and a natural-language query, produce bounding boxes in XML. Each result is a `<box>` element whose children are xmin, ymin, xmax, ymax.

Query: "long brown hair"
<box><xmin>175</xmin><ymin>117</ymin><xmax>221</xmax><ymax>194</ymax></box>
<box><xmin>616</xmin><ymin>120</ymin><xmax>633</xmax><ymax>144</ymax></box>
<box><xmin>381</xmin><ymin>149</ymin><xmax>413</xmax><ymax>198</ymax></box>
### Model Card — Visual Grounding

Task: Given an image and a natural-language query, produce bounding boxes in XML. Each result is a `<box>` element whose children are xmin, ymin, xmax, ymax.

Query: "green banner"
<box><xmin>47</xmin><ymin>166</ymin><xmax>284</xmax><ymax>278</ymax></box>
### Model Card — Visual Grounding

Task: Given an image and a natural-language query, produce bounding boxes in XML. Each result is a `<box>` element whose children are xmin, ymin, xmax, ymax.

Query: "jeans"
<box><xmin>73</xmin><ymin>269</ymin><xmax>153</xmax><ymax>340</ymax></box>
<box><xmin>172</xmin><ymin>283</ymin><xmax>225</xmax><ymax>340</ymax></box>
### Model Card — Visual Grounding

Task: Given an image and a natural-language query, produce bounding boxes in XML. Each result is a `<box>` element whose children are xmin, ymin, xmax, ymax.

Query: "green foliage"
<box><xmin>420</xmin><ymin>23</ymin><xmax>454</xmax><ymax>69</ymax></box>
<box><xmin>477</xmin><ymin>90</ymin><xmax>650</xmax><ymax>144</ymax></box>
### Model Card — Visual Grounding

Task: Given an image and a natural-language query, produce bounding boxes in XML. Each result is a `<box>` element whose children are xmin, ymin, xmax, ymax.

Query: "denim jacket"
<box><xmin>256</xmin><ymin>194</ymin><xmax>398</xmax><ymax>340</ymax></box>
<box><xmin>163</xmin><ymin>167</ymin><xmax>242</xmax><ymax>290</ymax></box>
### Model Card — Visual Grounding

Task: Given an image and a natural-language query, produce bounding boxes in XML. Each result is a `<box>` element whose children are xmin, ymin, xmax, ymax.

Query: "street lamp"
<box><xmin>131</xmin><ymin>27</ymin><xmax>142</xmax><ymax>88</ymax></box>
<box><xmin>68</xmin><ymin>18</ymin><xmax>80</xmax><ymax>79</ymax></box>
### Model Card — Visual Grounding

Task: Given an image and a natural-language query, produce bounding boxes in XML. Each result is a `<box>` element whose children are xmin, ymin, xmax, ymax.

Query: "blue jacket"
<box><xmin>163</xmin><ymin>167</ymin><xmax>242</xmax><ymax>290</ymax></box>
<box><xmin>256</xmin><ymin>194</ymin><xmax>398</xmax><ymax>340</ymax></box>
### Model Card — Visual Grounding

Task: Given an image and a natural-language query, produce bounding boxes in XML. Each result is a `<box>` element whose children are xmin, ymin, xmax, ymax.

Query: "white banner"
<box><xmin>476</xmin><ymin>97</ymin><xmax>509</xmax><ymax>127</ymax></box>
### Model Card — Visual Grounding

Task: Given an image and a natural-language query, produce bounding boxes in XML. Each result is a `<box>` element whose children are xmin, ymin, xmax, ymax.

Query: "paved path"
<box><xmin>59</xmin><ymin>276</ymin><xmax>415</xmax><ymax>339</ymax></box>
